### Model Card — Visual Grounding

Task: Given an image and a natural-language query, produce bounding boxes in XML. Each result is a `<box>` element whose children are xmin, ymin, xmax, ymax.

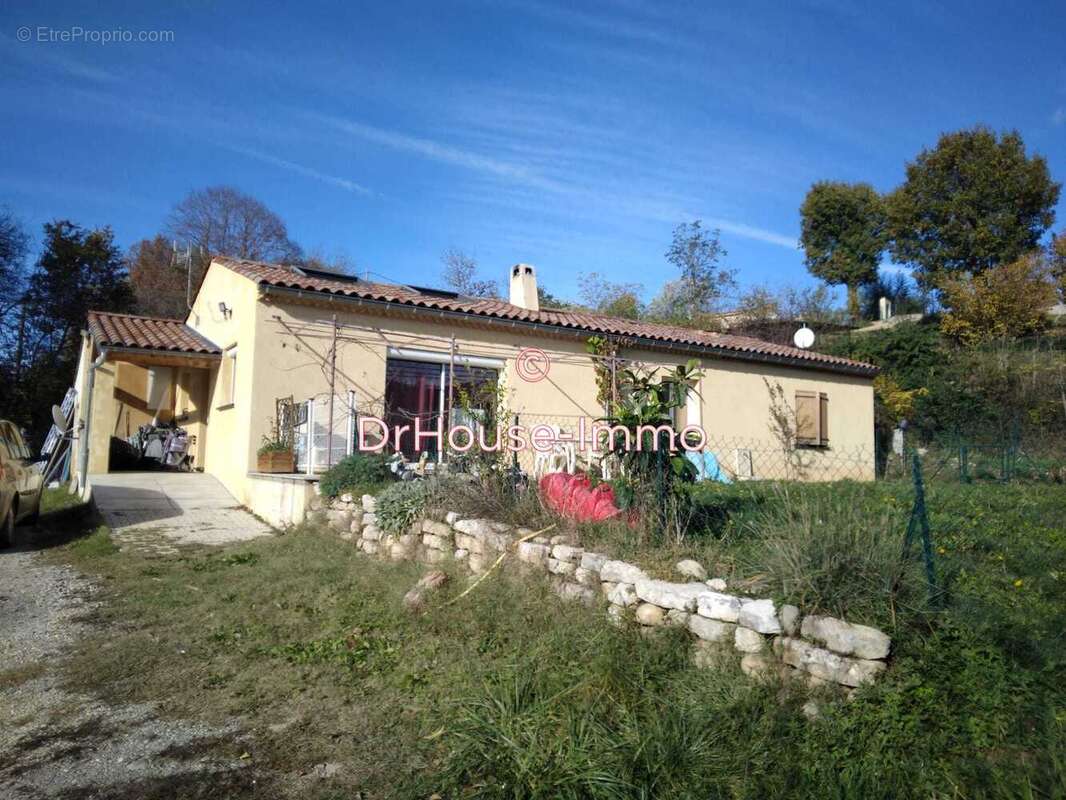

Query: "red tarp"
<box><xmin>539</xmin><ymin>472</ymin><xmax>624</xmax><ymax>523</ymax></box>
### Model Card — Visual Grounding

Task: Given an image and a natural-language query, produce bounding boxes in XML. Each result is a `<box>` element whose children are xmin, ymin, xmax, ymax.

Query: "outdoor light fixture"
<box><xmin>218</xmin><ymin>301</ymin><xmax>231</xmax><ymax>319</ymax></box>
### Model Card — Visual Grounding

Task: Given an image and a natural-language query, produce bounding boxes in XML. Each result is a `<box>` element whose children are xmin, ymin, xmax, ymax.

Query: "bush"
<box><xmin>940</xmin><ymin>253</ymin><xmax>1057</xmax><ymax>344</ymax></box>
<box><xmin>375</xmin><ymin>478</ymin><xmax>442</xmax><ymax>534</ymax></box>
<box><xmin>737</xmin><ymin>485</ymin><xmax>927</xmax><ymax>627</ymax></box>
<box><xmin>318</xmin><ymin>454</ymin><xmax>393</xmax><ymax>498</ymax></box>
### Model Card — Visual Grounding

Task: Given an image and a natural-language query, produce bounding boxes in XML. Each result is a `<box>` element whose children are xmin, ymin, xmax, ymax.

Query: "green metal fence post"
<box><xmin>904</xmin><ymin>452</ymin><xmax>940</xmax><ymax>609</ymax></box>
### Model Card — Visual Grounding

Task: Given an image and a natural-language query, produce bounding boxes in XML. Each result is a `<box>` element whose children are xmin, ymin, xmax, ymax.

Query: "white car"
<box><xmin>0</xmin><ymin>420</ymin><xmax>42</xmax><ymax>547</ymax></box>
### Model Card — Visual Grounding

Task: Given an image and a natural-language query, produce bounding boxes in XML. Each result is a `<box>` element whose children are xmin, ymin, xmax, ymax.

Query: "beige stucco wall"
<box><xmin>185</xmin><ymin>263</ymin><xmax>261</xmax><ymax>500</ymax></box>
<box><xmin>227</xmin><ymin>276</ymin><xmax>875</xmax><ymax>488</ymax></box>
<box><xmin>74</xmin><ymin>261</ymin><xmax>875</xmax><ymax>503</ymax></box>
<box><xmin>246</xmin><ymin>473</ymin><xmax>316</xmax><ymax>527</ymax></box>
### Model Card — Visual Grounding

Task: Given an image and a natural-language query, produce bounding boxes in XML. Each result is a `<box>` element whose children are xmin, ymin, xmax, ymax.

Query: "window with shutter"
<box><xmin>794</xmin><ymin>391</ymin><xmax>819</xmax><ymax>445</ymax></box>
<box><xmin>794</xmin><ymin>390</ymin><xmax>829</xmax><ymax>447</ymax></box>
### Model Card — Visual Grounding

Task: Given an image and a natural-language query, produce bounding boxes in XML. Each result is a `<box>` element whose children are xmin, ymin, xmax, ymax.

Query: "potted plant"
<box><xmin>257</xmin><ymin>434</ymin><xmax>295</xmax><ymax>473</ymax></box>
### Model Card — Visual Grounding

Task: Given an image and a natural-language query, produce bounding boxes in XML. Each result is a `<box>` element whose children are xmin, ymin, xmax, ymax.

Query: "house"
<box><xmin>71</xmin><ymin>257</ymin><xmax>878</xmax><ymax>526</ymax></box>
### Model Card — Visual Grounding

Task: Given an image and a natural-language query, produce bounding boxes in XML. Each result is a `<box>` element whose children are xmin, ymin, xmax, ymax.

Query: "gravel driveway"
<box><xmin>0</xmin><ymin>542</ymin><xmax>260</xmax><ymax>799</ymax></box>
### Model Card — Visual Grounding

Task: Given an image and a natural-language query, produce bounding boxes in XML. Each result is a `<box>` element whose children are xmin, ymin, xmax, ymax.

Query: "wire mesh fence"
<box><xmin>509</xmin><ymin>412</ymin><xmax>877</xmax><ymax>483</ymax></box>
<box><xmin>879</xmin><ymin>434</ymin><xmax>1066</xmax><ymax>484</ymax></box>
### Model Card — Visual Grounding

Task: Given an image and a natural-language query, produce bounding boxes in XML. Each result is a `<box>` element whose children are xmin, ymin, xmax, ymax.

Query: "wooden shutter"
<box><xmin>794</xmin><ymin>390</ymin><xmax>829</xmax><ymax>447</ymax></box>
<box><xmin>819</xmin><ymin>392</ymin><xmax>829</xmax><ymax>446</ymax></box>
<box><xmin>794</xmin><ymin>391</ymin><xmax>819</xmax><ymax>445</ymax></box>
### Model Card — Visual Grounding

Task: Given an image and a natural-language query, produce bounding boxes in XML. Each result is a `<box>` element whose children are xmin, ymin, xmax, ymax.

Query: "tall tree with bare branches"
<box><xmin>167</xmin><ymin>186</ymin><xmax>301</xmax><ymax>263</ymax></box>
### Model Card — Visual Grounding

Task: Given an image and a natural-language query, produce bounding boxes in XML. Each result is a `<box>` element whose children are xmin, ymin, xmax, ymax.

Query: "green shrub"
<box><xmin>318</xmin><ymin>454</ymin><xmax>393</xmax><ymax>498</ymax></box>
<box><xmin>375</xmin><ymin>479</ymin><xmax>439</xmax><ymax>533</ymax></box>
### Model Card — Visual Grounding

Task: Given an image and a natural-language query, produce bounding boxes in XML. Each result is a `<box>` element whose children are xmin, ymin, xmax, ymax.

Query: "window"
<box><xmin>795</xmin><ymin>390</ymin><xmax>829</xmax><ymax>447</ymax></box>
<box><xmin>217</xmin><ymin>346</ymin><xmax>237</xmax><ymax>408</ymax></box>
<box><xmin>384</xmin><ymin>357</ymin><xmax>498</xmax><ymax>460</ymax></box>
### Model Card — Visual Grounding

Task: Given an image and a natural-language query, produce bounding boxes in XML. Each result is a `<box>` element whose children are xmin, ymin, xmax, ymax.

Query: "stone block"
<box><xmin>580</xmin><ymin>551</ymin><xmax>609</xmax><ymax>573</ymax></box>
<box><xmin>734</xmin><ymin>626</ymin><xmax>766</xmax><ymax>653</ymax></box>
<box><xmin>600</xmin><ymin>560</ymin><xmax>647</xmax><ymax>585</ymax></box>
<box><xmin>696</xmin><ymin>591</ymin><xmax>742</xmax><ymax>622</ymax></box>
<box><xmin>422</xmin><ymin>533</ymin><xmax>450</xmax><ymax>551</ymax></box>
<box><xmin>551</xmin><ymin>544</ymin><xmax>584</xmax><ymax>563</ymax></box>
<box><xmin>665</xmin><ymin>609</ymin><xmax>691</xmax><ymax>628</ymax></box>
<box><xmin>800</xmin><ymin>615</ymin><xmax>891</xmax><ymax>660</ymax></box>
<box><xmin>421</xmin><ymin>519</ymin><xmax>452</xmax><ymax>538</ymax></box>
<box><xmin>634</xmin><ymin>602</ymin><xmax>665</xmax><ymax>626</ymax></box>
<box><xmin>606</xmin><ymin>582</ymin><xmax>638</xmax><ymax>607</ymax></box>
<box><xmin>517</xmin><ymin>541</ymin><xmax>551</xmax><ymax>566</ymax></box>
<box><xmin>573</xmin><ymin>567</ymin><xmax>599</xmax><ymax>587</ymax></box>
<box><xmin>687</xmin><ymin>615</ymin><xmax>735</xmax><ymax>642</ymax></box>
<box><xmin>738</xmin><ymin>598</ymin><xmax>782</xmax><ymax>634</ymax></box>
<box><xmin>675</xmin><ymin>559</ymin><xmax>707</xmax><ymax>580</ymax></box>
<box><xmin>547</xmin><ymin>557</ymin><xmax>576</xmax><ymax>576</ymax></box>
<box><xmin>779</xmin><ymin>604</ymin><xmax>801</xmax><ymax>636</ymax></box>
<box><xmin>777</xmin><ymin>637</ymin><xmax>887</xmax><ymax>687</ymax></box>
<box><xmin>635</xmin><ymin>579</ymin><xmax>707</xmax><ymax>612</ymax></box>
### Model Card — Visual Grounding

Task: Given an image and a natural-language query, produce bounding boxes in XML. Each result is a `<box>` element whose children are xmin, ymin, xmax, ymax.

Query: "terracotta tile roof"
<box><xmin>214</xmin><ymin>256</ymin><xmax>877</xmax><ymax>376</ymax></box>
<box><xmin>87</xmin><ymin>311</ymin><xmax>221</xmax><ymax>355</ymax></box>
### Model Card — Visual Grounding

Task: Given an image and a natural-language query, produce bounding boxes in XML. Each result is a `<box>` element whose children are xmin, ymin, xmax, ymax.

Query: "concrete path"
<box><xmin>89</xmin><ymin>472</ymin><xmax>272</xmax><ymax>550</ymax></box>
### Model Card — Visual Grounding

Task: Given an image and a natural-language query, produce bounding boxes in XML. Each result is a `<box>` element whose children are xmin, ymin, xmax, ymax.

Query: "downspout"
<box><xmin>77</xmin><ymin>345</ymin><xmax>108</xmax><ymax>498</ymax></box>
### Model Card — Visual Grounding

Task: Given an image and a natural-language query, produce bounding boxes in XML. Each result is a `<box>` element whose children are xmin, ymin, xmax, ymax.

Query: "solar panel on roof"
<box><xmin>291</xmin><ymin>266</ymin><xmax>361</xmax><ymax>284</ymax></box>
<box><xmin>406</xmin><ymin>285</ymin><xmax>461</xmax><ymax>299</ymax></box>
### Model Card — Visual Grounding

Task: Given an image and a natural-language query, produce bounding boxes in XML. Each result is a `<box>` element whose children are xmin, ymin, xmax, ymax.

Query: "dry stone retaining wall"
<box><xmin>317</xmin><ymin>490</ymin><xmax>891</xmax><ymax>690</ymax></box>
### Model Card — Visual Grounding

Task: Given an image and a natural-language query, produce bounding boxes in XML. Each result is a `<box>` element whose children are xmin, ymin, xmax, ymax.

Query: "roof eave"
<box><xmin>258</xmin><ymin>283</ymin><xmax>878</xmax><ymax>378</ymax></box>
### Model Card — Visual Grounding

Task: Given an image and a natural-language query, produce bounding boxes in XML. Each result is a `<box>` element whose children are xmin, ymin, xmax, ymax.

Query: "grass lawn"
<box><xmin>34</xmin><ymin>480</ymin><xmax>1066</xmax><ymax>799</ymax></box>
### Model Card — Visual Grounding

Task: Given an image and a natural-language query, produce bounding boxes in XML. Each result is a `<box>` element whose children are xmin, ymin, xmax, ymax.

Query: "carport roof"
<box><xmin>87</xmin><ymin>311</ymin><xmax>222</xmax><ymax>355</ymax></box>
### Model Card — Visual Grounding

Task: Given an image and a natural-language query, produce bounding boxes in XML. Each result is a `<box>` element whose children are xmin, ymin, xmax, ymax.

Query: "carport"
<box><xmin>72</xmin><ymin>311</ymin><xmax>221</xmax><ymax>485</ymax></box>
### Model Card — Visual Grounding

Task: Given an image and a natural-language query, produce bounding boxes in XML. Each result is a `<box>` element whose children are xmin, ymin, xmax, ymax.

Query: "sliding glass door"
<box><xmin>384</xmin><ymin>358</ymin><xmax>497</xmax><ymax>460</ymax></box>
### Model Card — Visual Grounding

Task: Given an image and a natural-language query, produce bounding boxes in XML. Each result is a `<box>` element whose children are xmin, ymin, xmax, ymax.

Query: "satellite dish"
<box><xmin>793</xmin><ymin>325</ymin><xmax>815</xmax><ymax>350</ymax></box>
<box><xmin>51</xmin><ymin>404</ymin><xmax>68</xmax><ymax>433</ymax></box>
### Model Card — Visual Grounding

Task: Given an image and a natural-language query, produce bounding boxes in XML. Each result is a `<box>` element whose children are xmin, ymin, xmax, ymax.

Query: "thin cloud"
<box><xmin>703</xmin><ymin>218</ymin><xmax>799</xmax><ymax>250</ymax></box>
<box><xmin>1053</xmin><ymin>108</ymin><xmax>1065</xmax><ymax>127</ymax></box>
<box><xmin>310</xmin><ymin>110</ymin><xmax>800</xmax><ymax>250</ymax></box>
<box><xmin>224</xmin><ymin>145</ymin><xmax>373</xmax><ymax>196</ymax></box>
<box><xmin>308</xmin><ymin>111</ymin><xmax>570</xmax><ymax>193</ymax></box>
<box><xmin>0</xmin><ymin>31</ymin><xmax>119</xmax><ymax>83</ymax></box>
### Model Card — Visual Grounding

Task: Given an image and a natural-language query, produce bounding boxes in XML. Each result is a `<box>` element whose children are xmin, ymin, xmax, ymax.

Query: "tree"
<box><xmin>23</xmin><ymin>221</ymin><xmax>135</xmax><ymax>354</ymax></box>
<box><xmin>1050</xmin><ymin>232</ymin><xmax>1066</xmax><ymax>303</ymax></box>
<box><xmin>577</xmin><ymin>272</ymin><xmax>644</xmax><ymax>319</ymax></box>
<box><xmin>0</xmin><ymin>208</ymin><xmax>30</xmax><ymax>318</ymax></box>
<box><xmin>167</xmin><ymin>186</ymin><xmax>301</xmax><ymax>263</ymax></box>
<box><xmin>657</xmin><ymin>221</ymin><xmax>735</xmax><ymax>323</ymax></box>
<box><xmin>537</xmin><ymin>285</ymin><xmax>571</xmax><ymax>310</ymax></box>
<box><xmin>799</xmin><ymin>181</ymin><xmax>885</xmax><ymax>319</ymax></box>
<box><xmin>939</xmin><ymin>253</ymin><xmax>1057</xmax><ymax>344</ymax></box>
<box><xmin>440</xmin><ymin>248</ymin><xmax>498</xmax><ymax>297</ymax></box>
<box><xmin>886</xmin><ymin>127</ymin><xmax>1060</xmax><ymax>289</ymax></box>
<box><xmin>859</xmin><ymin>272</ymin><xmax>930</xmax><ymax>320</ymax></box>
<box><xmin>299</xmin><ymin>248</ymin><xmax>359</xmax><ymax>276</ymax></box>
<box><xmin>735</xmin><ymin>286</ymin><xmax>782</xmax><ymax>324</ymax></box>
<box><xmin>128</xmin><ymin>235</ymin><xmax>201</xmax><ymax>319</ymax></box>
<box><xmin>5</xmin><ymin>221</ymin><xmax>134</xmax><ymax>438</ymax></box>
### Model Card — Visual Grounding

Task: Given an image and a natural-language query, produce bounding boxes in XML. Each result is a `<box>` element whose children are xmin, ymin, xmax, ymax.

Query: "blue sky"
<box><xmin>1</xmin><ymin>0</ymin><xmax>1064</xmax><ymax>306</ymax></box>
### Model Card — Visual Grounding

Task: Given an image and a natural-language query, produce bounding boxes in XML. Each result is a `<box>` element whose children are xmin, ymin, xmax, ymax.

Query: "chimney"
<box><xmin>509</xmin><ymin>263</ymin><xmax>539</xmax><ymax>311</ymax></box>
